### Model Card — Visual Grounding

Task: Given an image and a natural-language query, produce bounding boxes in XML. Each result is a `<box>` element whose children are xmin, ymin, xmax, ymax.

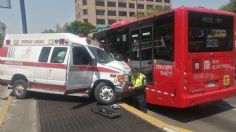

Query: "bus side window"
<box><xmin>38</xmin><ymin>47</ymin><xmax>51</xmax><ymax>62</ymax></box>
<box><xmin>154</xmin><ymin>13</ymin><xmax>174</xmax><ymax>63</ymax></box>
<box><xmin>50</xmin><ymin>47</ymin><xmax>68</xmax><ymax>63</ymax></box>
<box><xmin>73</xmin><ymin>46</ymin><xmax>91</xmax><ymax>65</ymax></box>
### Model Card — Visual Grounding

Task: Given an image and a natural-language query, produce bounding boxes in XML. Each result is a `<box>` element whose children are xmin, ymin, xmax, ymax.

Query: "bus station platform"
<box><xmin>37</xmin><ymin>94</ymin><xmax>164</xmax><ymax>132</ymax></box>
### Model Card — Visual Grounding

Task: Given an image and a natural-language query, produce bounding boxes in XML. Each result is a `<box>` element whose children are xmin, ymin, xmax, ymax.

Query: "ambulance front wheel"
<box><xmin>13</xmin><ymin>79</ymin><xmax>28</xmax><ymax>99</ymax></box>
<box><xmin>94</xmin><ymin>82</ymin><xmax>116</xmax><ymax>105</ymax></box>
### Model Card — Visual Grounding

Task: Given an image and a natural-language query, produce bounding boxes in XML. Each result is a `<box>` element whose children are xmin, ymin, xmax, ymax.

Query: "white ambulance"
<box><xmin>0</xmin><ymin>33</ymin><xmax>131</xmax><ymax>104</ymax></box>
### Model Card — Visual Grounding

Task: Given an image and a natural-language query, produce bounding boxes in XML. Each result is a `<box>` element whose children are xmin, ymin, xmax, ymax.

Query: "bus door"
<box><xmin>130</xmin><ymin>26</ymin><xmax>153</xmax><ymax>82</ymax></box>
<box><xmin>149</xmin><ymin>13</ymin><xmax>175</xmax><ymax>105</ymax></box>
<box><xmin>130</xmin><ymin>29</ymin><xmax>141</xmax><ymax>69</ymax></box>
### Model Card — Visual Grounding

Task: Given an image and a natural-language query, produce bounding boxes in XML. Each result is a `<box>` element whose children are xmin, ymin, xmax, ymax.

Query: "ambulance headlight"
<box><xmin>117</xmin><ymin>75</ymin><xmax>125</xmax><ymax>83</ymax></box>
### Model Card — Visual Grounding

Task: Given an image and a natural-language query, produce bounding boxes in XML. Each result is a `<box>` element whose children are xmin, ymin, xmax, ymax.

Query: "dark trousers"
<box><xmin>132</xmin><ymin>88</ymin><xmax>147</xmax><ymax>113</ymax></box>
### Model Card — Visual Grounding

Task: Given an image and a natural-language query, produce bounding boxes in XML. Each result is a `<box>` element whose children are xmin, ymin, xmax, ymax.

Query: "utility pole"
<box><xmin>136</xmin><ymin>0</ymin><xmax>138</xmax><ymax>19</ymax></box>
<box><xmin>20</xmin><ymin>0</ymin><xmax>28</xmax><ymax>34</ymax></box>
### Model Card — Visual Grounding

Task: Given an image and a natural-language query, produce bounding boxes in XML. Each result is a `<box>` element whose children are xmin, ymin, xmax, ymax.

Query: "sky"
<box><xmin>0</xmin><ymin>0</ymin><xmax>230</xmax><ymax>34</ymax></box>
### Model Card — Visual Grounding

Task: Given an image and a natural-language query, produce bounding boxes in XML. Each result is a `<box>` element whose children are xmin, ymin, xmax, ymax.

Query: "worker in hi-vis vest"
<box><xmin>130</xmin><ymin>67</ymin><xmax>147</xmax><ymax>113</ymax></box>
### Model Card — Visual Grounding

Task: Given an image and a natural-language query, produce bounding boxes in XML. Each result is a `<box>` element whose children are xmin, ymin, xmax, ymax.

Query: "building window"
<box><xmin>96</xmin><ymin>0</ymin><xmax>105</xmax><ymax>6</ymax></box>
<box><xmin>96</xmin><ymin>19</ymin><xmax>105</xmax><ymax>25</ymax></box>
<box><xmin>108</xmin><ymin>10</ymin><xmax>116</xmax><ymax>16</ymax></box>
<box><xmin>156</xmin><ymin>0</ymin><xmax>162</xmax><ymax>2</ymax></box>
<box><xmin>118</xmin><ymin>2</ymin><xmax>126</xmax><ymax>8</ymax></box>
<box><xmin>82</xmin><ymin>0</ymin><xmax>87</xmax><ymax>5</ymax></box>
<box><xmin>83</xmin><ymin>9</ymin><xmax>88</xmax><ymax>15</ymax></box>
<box><xmin>96</xmin><ymin>10</ymin><xmax>105</xmax><ymax>15</ymax></box>
<box><xmin>119</xmin><ymin>11</ymin><xmax>127</xmax><ymax>16</ymax></box>
<box><xmin>108</xmin><ymin>19</ymin><xmax>116</xmax><ymax>25</ymax></box>
<box><xmin>84</xmin><ymin>19</ymin><xmax>88</xmax><ymax>23</ymax></box>
<box><xmin>164</xmin><ymin>0</ymin><xmax>170</xmax><ymax>3</ymax></box>
<box><xmin>137</xmin><ymin>4</ymin><xmax>144</xmax><ymax>9</ymax></box>
<box><xmin>147</xmin><ymin>0</ymin><xmax>153</xmax><ymax>2</ymax></box>
<box><xmin>129</xmin><ymin>12</ymin><xmax>135</xmax><ymax>17</ymax></box>
<box><xmin>107</xmin><ymin>1</ymin><xmax>116</xmax><ymax>7</ymax></box>
<box><xmin>129</xmin><ymin>3</ymin><xmax>134</xmax><ymax>8</ymax></box>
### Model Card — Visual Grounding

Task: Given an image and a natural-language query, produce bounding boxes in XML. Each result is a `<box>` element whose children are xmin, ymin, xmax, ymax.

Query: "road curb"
<box><xmin>120</xmin><ymin>103</ymin><xmax>192</xmax><ymax>132</ymax></box>
<box><xmin>0</xmin><ymin>96</ymin><xmax>13</xmax><ymax>127</ymax></box>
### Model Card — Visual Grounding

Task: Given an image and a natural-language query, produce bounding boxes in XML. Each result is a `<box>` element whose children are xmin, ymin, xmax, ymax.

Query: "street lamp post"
<box><xmin>20</xmin><ymin>0</ymin><xmax>27</xmax><ymax>34</ymax></box>
<box><xmin>136</xmin><ymin>0</ymin><xmax>138</xmax><ymax>19</ymax></box>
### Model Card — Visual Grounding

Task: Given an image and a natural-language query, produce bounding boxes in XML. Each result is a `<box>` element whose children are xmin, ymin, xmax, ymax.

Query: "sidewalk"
<box><xmin>0</xmin><ymin>85</ymin><xmax>38</xmax><ymax>132</ymax></box>
<box><xmin>0</xmin><ymin>86</ymin><xmax>11</xmax><ymax>110</ymax></box>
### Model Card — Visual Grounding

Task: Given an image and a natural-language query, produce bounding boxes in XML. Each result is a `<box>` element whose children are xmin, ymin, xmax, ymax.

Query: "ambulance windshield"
<box><xmin>88</xmin><ymin>46</ymin><xmax>114</xmax><ymax>64</ymax></box>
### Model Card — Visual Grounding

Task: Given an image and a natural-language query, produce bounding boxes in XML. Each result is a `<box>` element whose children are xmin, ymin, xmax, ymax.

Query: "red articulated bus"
<box><xmin>93</xmin><ymin>7</ymin><xmax>236</xmax><ymax>108</ymax></box>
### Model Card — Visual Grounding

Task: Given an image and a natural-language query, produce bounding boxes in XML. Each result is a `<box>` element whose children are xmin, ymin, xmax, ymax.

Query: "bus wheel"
<box><xmin>13</xmin><ymin>79</ymin><xmax>28</xmax><ymax>99</ymax></box>
<box><xmin>94</xmin><ymin>82</ymin><xmax>116</xmax><ymax>105</ymax></box>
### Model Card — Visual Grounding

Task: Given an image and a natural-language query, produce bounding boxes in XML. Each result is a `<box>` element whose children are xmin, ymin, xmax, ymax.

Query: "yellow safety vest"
<box><xmin>131</xmin><ymin>73</ymin><xmax>146</xmax><ymax>89</ymax></box>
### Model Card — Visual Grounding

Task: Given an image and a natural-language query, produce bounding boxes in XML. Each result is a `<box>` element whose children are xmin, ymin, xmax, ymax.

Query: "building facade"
<box><xmin>75</xmin><ymin>0</ymin><xmax>171</xmax><ymax>26</ymax></box>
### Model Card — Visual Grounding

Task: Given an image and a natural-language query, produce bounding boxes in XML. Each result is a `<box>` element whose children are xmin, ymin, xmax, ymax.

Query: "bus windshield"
<box><xmin>88</xmin><ymin>46</ymin><xmax>114</xmax><ymax>64</ymax></box>
<box><xmin>188</xmin><ymin>11</ymin><xmax>233</xmax><ymax>52</ymax></box>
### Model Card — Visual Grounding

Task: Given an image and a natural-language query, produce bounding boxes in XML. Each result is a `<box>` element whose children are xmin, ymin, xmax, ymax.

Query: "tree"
<box><xmin>220</xmin><ymin>0</ymin><xmax>236</xmax><ymax>13</ymax></box>
<box><xmin>156</xmin><ymin>5</ymin><xmax>171</xmax><ymax>13</ymax></box>
<box><xmin>42</xmin><ymin>21</ymin><xmax>95</xmax><ymax>35</ymax></box>
<box><xmin>55</xmin><ymin>24</ymin><xmax>65</xmax><ymax>33</ymax></box>
<box><xmin>64</xmin><ymin>21</ymin><xmax>95</xmax><ymax>35</ymax></box>
<box><xmin>0</xmin><ymin>33</ymin><xmax>4</xmax><ymax>47</ymax></box>
<box><xmin>42</xmin><ymin>29</ymin><xmax>54</xmax><ymax>33</ymax></box>
<box><xmin>134</xmin><ymin>5</ymin><xmax>171</xmax><ymax>19</ymax></box>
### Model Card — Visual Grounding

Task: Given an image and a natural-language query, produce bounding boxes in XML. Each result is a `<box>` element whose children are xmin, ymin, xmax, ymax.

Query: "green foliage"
<box><xmin>42</xmin><ymin>29</ymin><xmax>54</xmax><ymax>33</ymax></box>
<box><xmin>220</xmin><ymin>0</ymin><xmax>236</xmax><ymax>13</ymax></box>
<box><xmin>156</xmin><ymin>6</ymin><xmax>171</xmax><ymax>13</ymax></box>
<box><xmin>0</xmin><ymin>33</ymin><xmax>4</xmax><ymax>47</ymax></box>
<box><xmin>130</xmin><ymin>5</ymin><xmax>171</xmax><ymax>19</ymax></box>
<box><xmin>42</xmin><ymin>21</ymin><xmax>95</xmax><ymax>35</ymax></box>
<box><xmin>147</xmin><ymin>5</ymin><xmax>171</xmax><ymax>16</ymax></box>
<box><xmin>142</xmin><ymin>5</ymin><xmax>171</xmax><ymax>18</ymax></box>
<box><xmin>66</xmin><ymin>21</ymin><xmax>95</xmax><ymax>35</ymax></box>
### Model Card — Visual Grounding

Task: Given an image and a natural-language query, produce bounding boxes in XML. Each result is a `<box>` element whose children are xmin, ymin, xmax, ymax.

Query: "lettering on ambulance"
<box><xmin>3</xmin><ymin>60</ymin><xmax>23</xmax><ymax>66</ymax></box>
<box><xmin>21</xmin><ymin>40</ymin><xmax>33</xmax><ymax>44</ymax></box>
<box><xmin>0</xmin><ymin>60</ymin><xmax>66</xmax><ymax>69</ymax></box>
<box><xmin>156</xmin><ymin>65</ymin><xmax>173</xmax><ymax>77</ymax></box>
<box><xmin>34</xmin><ymin>40</ymin><xmax>44</xmax><ymax>44</ymax></box>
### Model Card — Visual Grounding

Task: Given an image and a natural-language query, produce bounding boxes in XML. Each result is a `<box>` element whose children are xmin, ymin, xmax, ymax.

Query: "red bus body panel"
<box><xmin>94</xmin><ymin>7</ymin><xmax>236</xmax><ymax>108</ymax></box>
<box><xmin>146</xmin><ymin>7</ymin><xmax>236</xmax><ymax>108</ymax></box>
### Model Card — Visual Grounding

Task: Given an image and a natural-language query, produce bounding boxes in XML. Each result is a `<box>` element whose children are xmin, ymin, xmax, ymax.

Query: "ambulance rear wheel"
<box><xmin>94</xmin><ymin>82</ymin><xmax>116</xmax><ymax>105</ymax></box>
<box><xmin>13</xmin><ymin>79</ymin><xmax>28</xmax><ymax>99</ymax></box>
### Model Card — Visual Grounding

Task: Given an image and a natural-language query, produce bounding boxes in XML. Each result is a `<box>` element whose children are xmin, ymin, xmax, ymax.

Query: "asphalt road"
<box><xmin>147</xmin><ymin>98</ymin><xmax>236</xmax><ymax>132</ymax></box>
<box><xmin>1</xmin><ymin>85</ymin><xmax>236</xmax><ymax>132</ymax></box>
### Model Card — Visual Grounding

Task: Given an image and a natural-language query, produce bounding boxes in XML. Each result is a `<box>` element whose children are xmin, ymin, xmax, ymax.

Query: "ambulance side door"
<box><xmin>47</xmin><ymin>47</ymin><xmax>68</xmax><ymax>91</ymax></box>
<box><xmin>35</xmin><ymin>47</ymin><xmax>52</xmax><ymax>88</ymax></box>
<box><xmin>65</xmin><ymin>45</ymin><xmax>94</xmax><ymax>93</ymax></box>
